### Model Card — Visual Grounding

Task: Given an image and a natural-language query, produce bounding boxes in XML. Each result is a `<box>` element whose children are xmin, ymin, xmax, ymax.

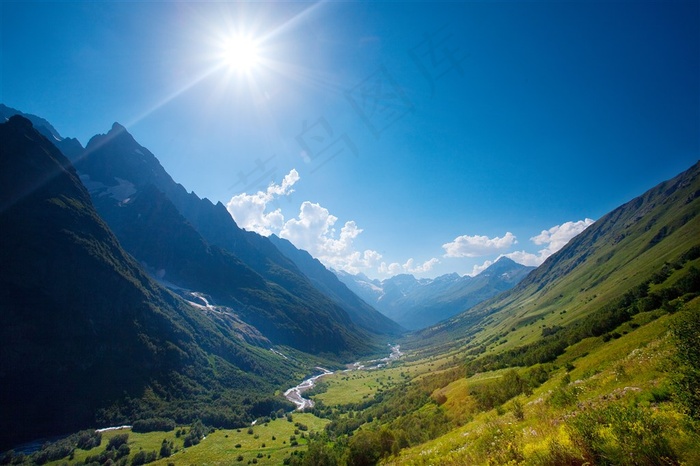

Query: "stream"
<box><xmin>283</xmin><ymin>344</ymin><xmax>402</xmax><ymax>411</ymax></box>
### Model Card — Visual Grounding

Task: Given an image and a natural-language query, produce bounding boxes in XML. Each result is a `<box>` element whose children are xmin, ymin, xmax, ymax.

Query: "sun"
<box><xmin>221</xmin><ymin>35</ymin><xmax>260</xmax><ymax>73</ymax></box>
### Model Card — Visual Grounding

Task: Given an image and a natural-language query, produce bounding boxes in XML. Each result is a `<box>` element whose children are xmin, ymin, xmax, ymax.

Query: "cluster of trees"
<box><xmin>181</xmin><ymin>420</ymin><xmax>210</xmax><ymax>448</ymax></box>
<box><xmin>0</xmin><ymin>430</ymin><xmax>102</xmax><ymax>465</ymax></box>
<box><xmin>670</xmin><ymin>298</ymin><xmax>700</xmax><ymax>419</ymax></box>
<box><xmin>1</xmin><ymin>418</ymin><xmax>219</xmax><ymax>466</ymax></box>
<box><xmin>470</xmin><ymin>366</ymin><xmax>550</xmax><ymax>411</ymax></box>
<box><xmin>82</xmin><ymin>433</ymin><xmax>131</xmax><ymax>465</ymax></box>
<box><xmin>131</xmin><ymin>418</ymin><xmax>176</xmax><ymax>433</ymax></box>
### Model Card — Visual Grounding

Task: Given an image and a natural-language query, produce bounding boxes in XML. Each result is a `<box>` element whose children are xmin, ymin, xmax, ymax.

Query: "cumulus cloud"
<box><xmin>442</xmin><ymin>232</ymin><xmax>517</xmax><ymax>258</ymax></box>
<box><xmin>503</xmin><ymin>250</ymin><xmax>544</xmax><ymax>267</ymax></box>
<box><xmin>280</xmin><ymin>201</ymin><xmax>383</xmax><ymax>274</ymax></box>
<box><xmin>531</xmin><ymin>219</ymin><xmax>595</xmax><ymax>252</ymax></box>
<box><xmin>468</xmin><ymin>259</ymin><xmax>494</xmax><ymax>277</ymax></box>
<box><xmin>226</xmin><ymin>169</ymin><xmax>299</xmax><ymax>236</ymax></box>
<box><xmin>378</xmin><ymin>257</ymin><xmax>440</xmax><ymax>276</ymax></box>
<box><xmin>405</xmin><ymin>257</ymin><xmax>440</xmax><ymax>274</ymax></box>
<box><xmin>506</xmin><ymin>218</ymin><xmax>595</xmax><ymax>267</ymax></box>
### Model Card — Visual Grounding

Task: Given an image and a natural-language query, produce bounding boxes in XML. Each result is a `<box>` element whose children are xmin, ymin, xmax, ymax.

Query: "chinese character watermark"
<box><xmin>409</xmin><ymin>24</ymin><xmax>467</xmax><ymax>97</ymax></box>
<box><xmin>345</xmin><ymin>65</ymin><xmax>414</xmax><ymax>139</ymax></box>
<box><xmin>296</xmin><ymin>117</ymin><xmax>358</xmax><ymax>173</ymax></box>
<box><xmin>228</xmin><ymin>153</ymin><xmax>278</xmax><ymax>193</ymax></box>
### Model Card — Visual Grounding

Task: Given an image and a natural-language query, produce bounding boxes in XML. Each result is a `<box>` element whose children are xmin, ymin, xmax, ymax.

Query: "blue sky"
<box><xmin>2</xmin><ymin>1</ymin><xmax>698</xmax><ymax>278</ymax></box>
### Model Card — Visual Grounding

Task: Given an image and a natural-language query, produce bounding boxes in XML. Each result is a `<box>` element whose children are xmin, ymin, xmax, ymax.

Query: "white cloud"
<box><xmin>378</xmin><ymin>262</ymin><xmax>404</xmax><ymax>276</ymax></box>
<box><xmin>280</xmin><ymin>201</ymin><xmax>383</xmax><ymax>274</ymax></box>
<box><xmin>506</xmin><ymin>218</ymin><xmax>595</xmax><ymax>267</ymax></box>
<box><xmin>405</xmin><ymin>257</ymin><xmax>440</xmax><ymax>274</ymax></box>
<box><xmin>226</xmin><ymin>170</ymin><xmax>428</xmax><ymax>277</ymax></box>
<box><xmin>531</xmin><ymin>218</ymin><xmax>594</xmax><ymax>252</ymax></box>
<box><xmin>442</xmin><ymin>232</ymin><xmax>517</xmax><ymax>258</ymax></box>
<box><xmin>468</xmin><ymin>259</ymin><xmax>494</xmax><ymax>277</ymax></box>
<box><xmin>376</xmin><ymin>257</ymin><xmax>439</xmax><ymax>276</ymax></box>
<box><xmin>504</xmin><ymin>250</ymin><xmax>544</xmax><ymax>267</ymax></box>
<box><xmin>226</xmin><ymin>169</ymin><xmax>299</xmax><ymax>236</ymax></box>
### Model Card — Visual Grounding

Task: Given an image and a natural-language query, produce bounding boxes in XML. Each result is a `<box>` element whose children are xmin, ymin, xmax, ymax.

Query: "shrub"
<box><xmin>76</xmin><ymin>430</ymin><xmax>102</xmax><ymax>450</ymax></box>
<box><xmin>670</xmin><ymin>304</ymin><xmax>700</xmax><ymax>419</ymax></box>
<box><xmin>131</xmin><ymin>450</ymin><xmax>157</xmax><ymax>465</ymax></box>
<box><xmin>548</xmin><ymin>386</ymin><xmax>578</xmax><ymax>408</ymax></box>
<box><xmin>159</xmin><ymin>439</ymin><xmax>173</xmax><ymax>458</ymax></box>
<box><xmin>183</xmin><ymin>420</ymin><xmax>210</xmax><ymax>447</ymax></box>
<box><xmin>567</xmin><ymin>403</ymin><xmax>678</xmax><ymax>465</ymax></box>
<box><xmin>511</xmin><ymin>399</ymin><xmax>525</xmax><ymax>421</ymax></box>
<box><xmin>132</xmin><ymin>418</ymin><xmax>176</xmax><ymax>433</ymax></box>
<box><xmin>117</xmin><ymin>443</ymin><xmax>131</xmax><ymax>459</ymax></box>
<box><xmin>107</xmin><ymin>433</ymin><xmax>129</xmax><ymax>450</ymax></box>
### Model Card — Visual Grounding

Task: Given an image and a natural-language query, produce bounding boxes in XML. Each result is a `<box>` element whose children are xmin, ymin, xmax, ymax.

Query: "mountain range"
<box><xmin>0</xmin><ymin>115</ymin><xmax>303</xmax><ymax>449</ymax></box>
<box><xmin>335</xmin><ymin>257</ymin><xmax>534</xmax><ymax>330</ymax></box>
<box><xmin>73</xmin><ymin>122</ymin><xmax>394</xmax><ymax>356</ymax></box>
<box><xmin>0</xmin><ymin>105</ymin><xmax>401</xmax><ymax>449</ymax></box>
<box><xmin>1</xmin><ymin>104</ymin><xmax>400</xmax><ymax>356</ymax></box>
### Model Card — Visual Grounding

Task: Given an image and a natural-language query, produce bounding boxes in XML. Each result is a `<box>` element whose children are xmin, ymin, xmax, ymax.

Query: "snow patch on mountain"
<box><xmin>79</xmin><ymin>174</ymin><xmax>136</xmax><ymax>203</ymax></box>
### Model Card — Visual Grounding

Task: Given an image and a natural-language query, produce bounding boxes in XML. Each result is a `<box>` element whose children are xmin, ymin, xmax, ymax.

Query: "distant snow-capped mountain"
<box><xmin>335</xmin><ymin>257</ymin><xmax>534</xmax><ymax>330</ymax></box>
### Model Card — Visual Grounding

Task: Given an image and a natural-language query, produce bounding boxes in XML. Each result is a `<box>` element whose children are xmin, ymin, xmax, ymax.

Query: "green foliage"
<box><xmin>291</xmin><ymin>440</ymin><xmax>340</xmax><ymax>466</ymax></box>
<box><xmin>130</xmin><ymin>449</ymin><xmax>157</xmax><ymax>465</ymax></box>
<box><xmin>107</xmin><ymin>434</ymin><xmax>129</xmax><ymax>451</ymax></box>
<box><xmin>345</xmin><ymin>428</ymin><xmax>397</xmax><ymax>466</ymax></box>
<box><xmin>131</xmin><ymin>418</ymin><xmax>175</xmax><ymax>433</ymax></box>
<box><xmin>511</xmin><ymin>399</ymin><xmax>525</xmax><ymax>420</ymax></box>
<box><xmin>159</xmin><ymin>439</ymin><xmax>173</xmax><ymax>458</ymax></box>
<box><xmin>11</xmin><ymin>429</ymin><xmax>104</xmax><ymax>465</ymax></box>
<box><xmin>670</xmin><ymin>301</ymin><xmax>700</xmax><ymax>419</ymax></box>
<box><xmin>117</xmin><ymin>443</ymin><xmax>131</xmax><ymax>459</ymax></box>
<box><xmin>182</xmin><ymin>420</ymin><xmax>210</xmax><ymax>448</ymax></box>
<box><xmin>470</xmin><ymin>421</ymin><xmax>524</xmax><ymax>465</ymax></box>
<box><xmin>75</xmin><ymin>430</ymin><xmax>102</xmax><ymax>451</ymax></box>
<box><xmin>567</xmin><ymin>403</ymin><xmax>679</xmax><ymax>465</ymax></box>
<box><xmin>536</xmin><ymin>439</ymin><xmax>588</xmax><ymax>466</ymax></box>
<box><xmin>548</xmin><ymin>385</ymin><xmax>579</xmax><ymax>408</ymax></box>
<box><xmin>467</xmin><ymin>367</ymin><xmax>549</xmax><ymax>412</ymax></box>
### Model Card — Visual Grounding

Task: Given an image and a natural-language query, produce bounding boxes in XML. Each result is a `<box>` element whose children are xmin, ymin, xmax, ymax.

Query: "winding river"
<box><xmin>284</xmin><ymin>345</ymin><xmax>402</xmax><ymax>410</ymax></box>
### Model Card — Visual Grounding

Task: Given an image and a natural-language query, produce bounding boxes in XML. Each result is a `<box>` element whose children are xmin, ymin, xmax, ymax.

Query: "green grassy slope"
<box><xmin>410</xmin><ymin>161</ymin><xmax>700</xmax><ymax>357</ymax></box>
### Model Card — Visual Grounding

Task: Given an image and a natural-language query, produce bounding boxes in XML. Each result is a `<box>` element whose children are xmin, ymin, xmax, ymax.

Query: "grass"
<box><xmin>313</xmin><ymin>367</ymin><xmax>404</xmax><ymax>406</ymax></box>
<box><xmin>44</xmin><ymin>414</ymin><xmax>328</xmax><ymax>466</ymax></box>
<box><xmin>382</xmin><ymin>302</ymin><xmax>700</xmax><ymax>465</ymax></box>
<box><xmin>310</xmin><ymin>354</ymin><xmax>453</xmax><ymax>407</ymax></box>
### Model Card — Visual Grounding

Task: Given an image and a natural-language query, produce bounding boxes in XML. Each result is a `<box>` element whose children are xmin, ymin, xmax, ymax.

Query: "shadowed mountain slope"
<box><xmin>0</xmin><ymin>116</ymin><xmax>301</xmax><ymax>449</ymax></box>
<box><xmin>268</xmin><ymin>234</ymin><xmax>404</xmax><ymax>336</ymax></box>
<box><xmin>64</xmin><ymin>122</ymin><xmax>383</xmax><ymax>357</ymax></box>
